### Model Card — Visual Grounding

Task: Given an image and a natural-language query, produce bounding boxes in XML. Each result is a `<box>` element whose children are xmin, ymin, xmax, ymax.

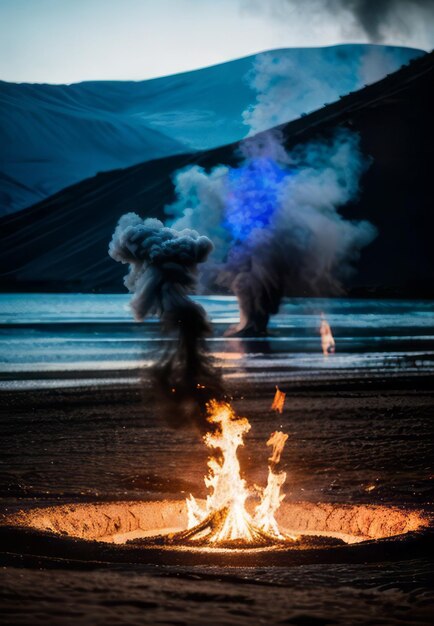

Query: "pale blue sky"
<box><xmin>0</xmin><ymin>0</ymin><xmax>433</xmax><ymax>84</ymax></box>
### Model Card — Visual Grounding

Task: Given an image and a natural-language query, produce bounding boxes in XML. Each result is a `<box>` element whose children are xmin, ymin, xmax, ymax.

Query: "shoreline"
<box><xmin>1</xmin><ymin>368</ymin><xmax>433</xmax><ymax>393</ymax></box>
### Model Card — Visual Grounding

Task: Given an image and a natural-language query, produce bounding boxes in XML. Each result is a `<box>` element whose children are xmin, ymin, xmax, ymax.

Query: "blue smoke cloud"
<box><xmin>166</xmin><ymin>129</ymin><xmax>377</xmax><ymax>333</ymax></box>
<box><xmin>224</xmin><ymin>158</ymin><xmax>291</xmax><ymax>241</ymax></box>
<box><xmin>223</xmin><ymin>158</ymin><xmax>290</xmax><ymax>241</ymax></box>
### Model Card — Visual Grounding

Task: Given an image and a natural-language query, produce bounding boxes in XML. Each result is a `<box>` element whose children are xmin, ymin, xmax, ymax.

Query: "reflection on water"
<box><xmin>0</xmin><ymin>294</ymin><xmax>433</xmax><ymax>388</ymax></box>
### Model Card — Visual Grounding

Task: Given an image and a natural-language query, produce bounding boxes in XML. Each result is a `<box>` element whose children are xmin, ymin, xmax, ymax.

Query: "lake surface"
<box><xmin>0</xmin><ymin>293</ymin><xmax>433</xmax><ymax>389</ymax></box>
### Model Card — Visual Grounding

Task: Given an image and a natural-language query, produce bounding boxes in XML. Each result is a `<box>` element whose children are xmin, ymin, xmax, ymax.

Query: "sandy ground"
<box><xmin>0</xmin><ymin>375</ymin><xmax>433</xmax><ymax>625</ymax></box>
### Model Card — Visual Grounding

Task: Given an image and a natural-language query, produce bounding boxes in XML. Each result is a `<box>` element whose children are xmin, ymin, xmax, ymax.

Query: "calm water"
<box><xmin>0</xmin><ymin>293</ymin><xmax>433</xmax><ymax>389</ymax></box>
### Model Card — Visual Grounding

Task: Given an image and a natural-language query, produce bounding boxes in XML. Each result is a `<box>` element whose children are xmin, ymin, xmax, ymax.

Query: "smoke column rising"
<box><xmin>109</xmin><ymin>214</ymin><xmax>221</xmax><ymax>425</ymax></box>
<box><xmin>166</xmin><ymin>129</ymin><xmax>377</xmax><ymax>334</ymax></box>
<box><xmin>243</xmin><ymin>0</ymin><xmax>434</xmax><ymax>49</ymax></box>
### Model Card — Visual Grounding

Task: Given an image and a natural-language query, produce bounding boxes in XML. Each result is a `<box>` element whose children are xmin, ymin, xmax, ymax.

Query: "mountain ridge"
<box><xmin>0</xmin><ymin>44</ymin><xmax>423</xmax><ymax>214</ymax></box>
<box><xmin>0</xmin><ymin>50</ymin><xmax>432</xmax><ymax>296</ymax></box>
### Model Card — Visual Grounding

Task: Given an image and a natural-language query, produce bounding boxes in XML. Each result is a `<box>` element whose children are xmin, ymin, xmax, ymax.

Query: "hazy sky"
<box><xmin>1</xmin><ymin>0</ymin><xmax>433</xmax><ymax>84</ymax></box>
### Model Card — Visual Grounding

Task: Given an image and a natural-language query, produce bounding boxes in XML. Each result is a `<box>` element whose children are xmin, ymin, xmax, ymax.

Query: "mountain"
<box><xmin>0</xmin><ymin>50</ymin><xmax>433</xmax><ymax>297</ymax></box>
<box><xmin>0</xmin><ymin>44</ymin><xmax>423</xmax><ymax>214</ymax></box>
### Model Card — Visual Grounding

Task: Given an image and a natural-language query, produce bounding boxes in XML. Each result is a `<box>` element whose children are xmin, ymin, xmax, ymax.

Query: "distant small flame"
<box><xmin>184</xmin><ymin>401</ymin><xmax>294</xmax><ymax>545</ymax></box>
<box><xmin>320</xmin><ymin>314</ymin><xmax>335</xmax><ymax>356</ymax></box>
<box><xmin>271</xmin><ymin>386</ymin><xmax>286</xmax><ymax>414</ymax></box>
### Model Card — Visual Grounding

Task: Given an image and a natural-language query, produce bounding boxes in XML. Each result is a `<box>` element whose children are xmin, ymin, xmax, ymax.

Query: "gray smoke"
<box><xmin>109</xmin><ymin>214</ymin><xmax>222</xmax><ymax>425</ymax></box>
<box><xmin>242</xmin><ymin>0</ymin><xmax>434</xmax><ymax>48</ymax></box>
<box><xmin>329</xmin><ymin>0</ymin><xmax>434</xmax><ymax>43</ymax></box>
<box><xmin>166</xmin><ymin>129</ymin><xmax>377</xmax><ymax>334</ymax></box>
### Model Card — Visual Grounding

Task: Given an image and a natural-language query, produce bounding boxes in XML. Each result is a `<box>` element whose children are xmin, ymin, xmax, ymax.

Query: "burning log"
<box><xmin>160</xmin><ymin>507</ymin><xmax>286</xmax><ymax>548</ymax></box>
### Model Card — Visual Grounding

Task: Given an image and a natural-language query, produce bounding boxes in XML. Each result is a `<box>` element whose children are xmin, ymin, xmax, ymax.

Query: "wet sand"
<box><xmin>0</xmin><ymin>374</ymin><xmax>433</xmax><ymax>625</ymax></box>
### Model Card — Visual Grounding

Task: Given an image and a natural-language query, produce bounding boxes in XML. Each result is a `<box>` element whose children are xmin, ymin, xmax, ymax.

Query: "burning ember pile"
<box><xmin>165</xmin><ymin>401</ymin><xmax>293</xmax><ymax>548</ymax></box>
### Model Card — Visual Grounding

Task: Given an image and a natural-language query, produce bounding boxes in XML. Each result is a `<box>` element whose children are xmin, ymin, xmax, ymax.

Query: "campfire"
<box><xmin>1</xmin><ymin>402</ymin><xmax>430</xmax><ymax>566</ymax></box>
<box><xmin>160</xmin><ymin>400</ymin><xmax>294</xmax><ymax>548</ymax></box>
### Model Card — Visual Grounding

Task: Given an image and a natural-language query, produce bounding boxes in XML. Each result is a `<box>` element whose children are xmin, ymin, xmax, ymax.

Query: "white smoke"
<box><xmin>167</xmin><ymin>166</ymin><xmax>230</xmax><ymax>263</ymax></box>
<box><xmin>359</xmin><ymin>46</ymin><xmax>414</xmax><ymax>84</ymax></box>
<box><xmin>242</xmin><ymin>50</ymin><xmax>349</xmax><ymax>134</ymax></box>
<box><xmin>241</xmin><ymin>46</ymin><xmax>422</xmax><ymax>135</ymax></box>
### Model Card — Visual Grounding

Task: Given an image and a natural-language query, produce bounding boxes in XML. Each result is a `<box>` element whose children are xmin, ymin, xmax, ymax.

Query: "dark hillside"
<box><xmin>1</xmin><ymin>51</ymin><xmax>433</xmax><ymax>295</ymax></box>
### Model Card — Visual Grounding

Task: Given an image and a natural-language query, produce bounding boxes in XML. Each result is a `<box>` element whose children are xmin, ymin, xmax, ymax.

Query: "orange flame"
<box><xmin>253</xmin><ymin>431</ymin><xmax>289</xmax><ymax>537</ymax></box>
<box><xmin>271</xmin><ymin>386</ymin><xmax>286</xmax><ymax>414</ymax></box>
<box><xmin>185</xmin><ymin>400</ymin><xmax>294</xmax><ymax>545</ymax></box>
<box><xmin>266</xmin><ymin>430</ymin><xmax>289</xmax><ymax>465</ymax></box>
<box><xmin>320</xmin><ymin>314</ymin><xmax>335</xmax><ymax>356</ymax></box>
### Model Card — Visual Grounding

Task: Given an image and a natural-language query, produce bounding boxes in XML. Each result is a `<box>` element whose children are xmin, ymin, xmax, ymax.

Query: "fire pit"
<box><xmin>0</xmin><ymin>499</ymin><xmax>429</xmax><ymax>567</ymax></box>
<box><xmin>0</xmin><ymin>401</ymin><xmax>430</xmax><ymax>567</ymax></box>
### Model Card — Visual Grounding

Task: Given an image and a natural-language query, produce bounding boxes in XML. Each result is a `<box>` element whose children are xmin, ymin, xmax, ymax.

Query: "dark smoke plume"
<box><xmin>243</xmin><ymin>0</ymin><xmax>434</xmax><ymax>48</ymax></box>
<box><xmin>109</xmin><ymin>214</ymin><xmax>222</xmax><ymax>426</ymax></box>
<box><xmin>327</xmin><ymin>0</ymin><xmax>434</xmax><ymax>43</ymax></box>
